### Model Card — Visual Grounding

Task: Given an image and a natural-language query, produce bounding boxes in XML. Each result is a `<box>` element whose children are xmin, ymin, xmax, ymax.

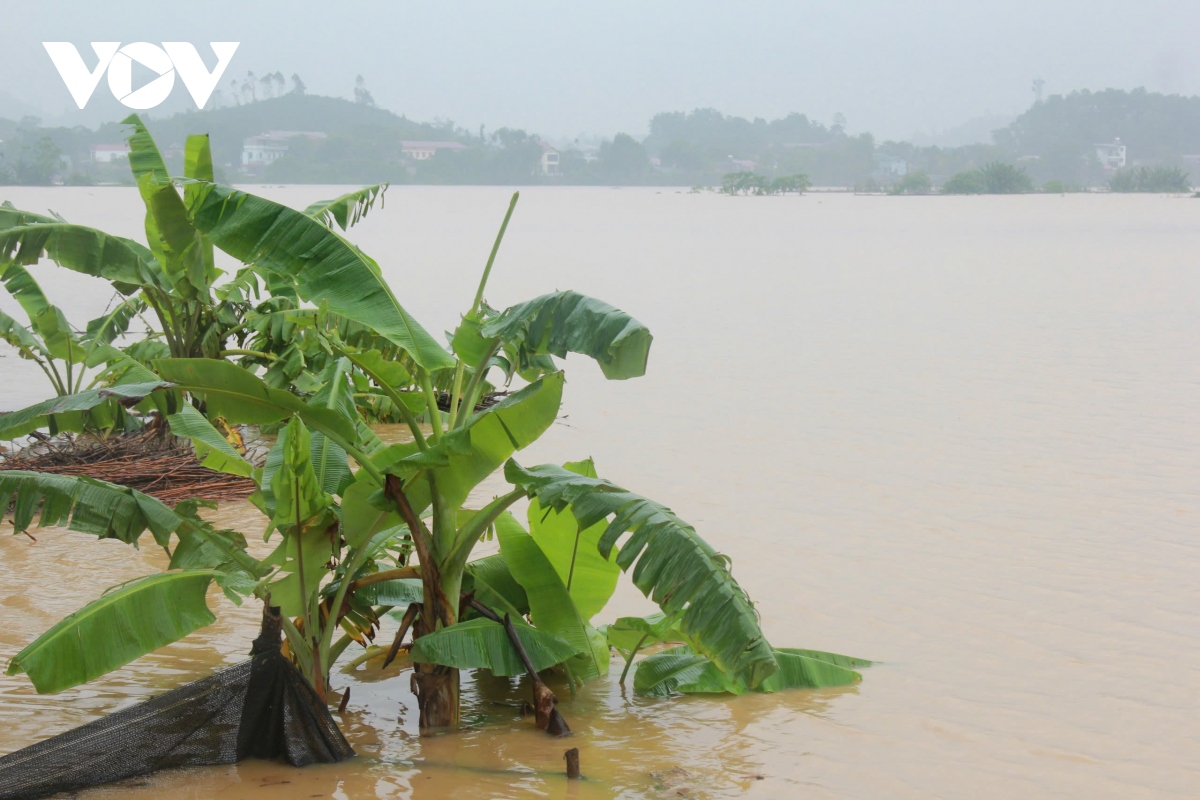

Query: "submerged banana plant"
<box><xmin>2</xmin><ymin>120</ymin><xmax>868</xmax><ymax>733</ymax></box>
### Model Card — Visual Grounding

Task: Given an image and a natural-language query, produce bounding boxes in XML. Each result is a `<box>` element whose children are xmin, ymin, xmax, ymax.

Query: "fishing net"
<box><xmin>0</xmin><ymin>607</ymin><xmax>353</xmax><ymax>800</ymax></box>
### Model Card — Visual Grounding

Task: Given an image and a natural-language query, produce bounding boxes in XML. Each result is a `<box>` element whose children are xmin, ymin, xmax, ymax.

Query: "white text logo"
<box><xmin>42</xmin><ymin>42</ymin><xmax>239</xmax><ymax>110</ymax></box>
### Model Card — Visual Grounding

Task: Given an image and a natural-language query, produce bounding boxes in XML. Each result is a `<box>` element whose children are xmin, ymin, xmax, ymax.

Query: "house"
<box><xmin>91</xmin><ymin>144</ymin><xmax>131</xmax><ymax>163</ymax></box>
<box><xmin>400</xmin><ymin>141</ymin><xmax>468</xmax><ymax>160</ymax></box>
<box><xmin>539</xmin><ymin>141</ymin><xmax>560</xmax><ymax>176</ymax></box>
<box><xmin>874</xmin><ymin>154</ymin><xmax>908</xmax><ymax>177</ymax></box>
<box><xmin>1095</xmin><ymin>138</ymin><xmax>1127</xmax><ymax>171</ymax></box>
<box><xmin>242</xmin><ymin>131</ymin><xmax>327</xmax><ymax>168</ymax></box>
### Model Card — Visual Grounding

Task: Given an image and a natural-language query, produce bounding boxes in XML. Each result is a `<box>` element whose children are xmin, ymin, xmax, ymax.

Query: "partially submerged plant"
<box><xmin>1</xmin><ymin>121</ymin><xmax>868</xmax><ymax>735</ymax></box>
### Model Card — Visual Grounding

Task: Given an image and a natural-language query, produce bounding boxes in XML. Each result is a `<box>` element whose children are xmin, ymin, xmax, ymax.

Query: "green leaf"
<box><xmin>373</xmin><ymin>578</ymin><xmax>424</xmax><ymax>607</ymax></box>
<box><xmin>166</xmin><ymin>403</ymin><xmax>253</xmax><ymax>478</ymax></box>
<box><xmin>269</xmin><ymin>417</ymin><xmax>335</xmax><ymax>535</ymax></box>
<box><xmin>122</xmin><ymin>114</ymin><xmax>169</xmax><ymax>184</ymax></box>
<box><xmin>481</xmin><ymin>290</ymin><xmax>652</xmax><ymax>380</ymax></box>
<box><xmin>505</xmin><ymin>460</ymin><xmax>776</xmax><ymax>687</ymax></box>
<box><xmin>605</xmin><ymin>612</ymin><xmax>683</xmax><ymax>656</ymax></box>
<box><xmin>0</xmin><ymin>201</ymin><xmax>59</xmax><ymax>230</ymax></box>
<box><xmin>152</xmin><ymin>358</ymin><xmax>357</xmax><ymax>444</ymax></box>
<box><xmin>304</xmin><ymin>183</ymin><xmax>388</xmax><ymax>231</ymax></box>
<box><xmin>632</xmin><ymin>647</ymin><xmax>711</xmax><ymax>698</ymax></box>
<box><xmin>754</xmin><ymin>650</ymin><xmax>862</xmax><ymax>693</ymax></box>
<box><xmin>187</xmin><ymin>182</ymin><xmax>453</xmax><ymax>371</ymax></box>
<box><xmin>0</xmin><ymin>308</ymin><xmax>46</xmax><ymax>358</ymax></box>
<box><xmin>776</xmin><ymin>648</ymin><xmax>872</xmax><ymax>670</ymax></box>
<box><xmin>6</xmin><ymin>571</ymin><xmax>217</xmax><ymax>694</ymax></box>
<box><xmin>495</xmin><ymin>512</ymin><xmax>609</xmax><ymax>680</ymax></box>
<box><xmin>388</xmin><ymin>372</ymin><xmax>563</xmax><ymax>515</ymax></box>
<box><xmin>0</xmin><ymin>469</ymin><xmax>184</xmax><ymax>546</ymax></box>
<box><xmin>528</xmin><ymin>458</ymin><xmax>619</xmax><ymax>621</ymax></box>
<box><xmin>340</xmin><ymin>475</ymin><xmax>401</xmax><ymax>548</ymax></box>
<box><xmin>465</xmin><ymin>553</ymin><xmax>529</xmax><ymax>618</ymax></box>
<box><xmin>137</xmin><ymin>172</ymin><xmax>204</xmax><ymax>297</ymax></box>
<box><xmin>0</xmin><ymin>223</ymin><xmax>165</xmax><ymax>290</ymax></box>
<box><xmin>307</xmin><ymin>357</ymin><xmax>356</xmax><ymax>496</ymax></box>
<box><xmin>408</xmin><ymin>617</ymin><xmax>578</xmax><ymax>677</ymax></box>
<box><xmin>0</xmin><ymin>381</ymin><xmax>172</xmax><ymax>440</ymax></box>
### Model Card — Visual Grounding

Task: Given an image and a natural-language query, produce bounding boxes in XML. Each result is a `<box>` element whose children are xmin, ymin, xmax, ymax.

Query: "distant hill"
<box><xmin>89</xmin><ymin>93</ymin><xmax>465</xmax><ymax>171</ymax></box>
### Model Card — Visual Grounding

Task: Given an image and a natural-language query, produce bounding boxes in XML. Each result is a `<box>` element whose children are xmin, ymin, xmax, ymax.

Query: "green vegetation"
<box><xmin>3</xmin><ymin>87</ymin><xmax>1198</xmax><ymax>188</ymax></box>
<box><xmin>941</xmin><ymin>162</ymin><xmax>1033</xmax><ymax>194</ymax></box>
<box><xmin>1108</xmin><ymin>166</ymin><xmax>1191</xmax><ymax>193</ymax></box>
<box><xmin>719</xmin><ymin>171</ymin><xmax>810</xmax><ymax>195</ymax></box>
<box><xmin>1</xmin><ymin>120</ymin><xmax>867</xmax><ymax>732</ymax></box>
<box><xmin>888</xmin><ymin>171</ymin><xmax>932</xmax><ymax>195</ymax></box>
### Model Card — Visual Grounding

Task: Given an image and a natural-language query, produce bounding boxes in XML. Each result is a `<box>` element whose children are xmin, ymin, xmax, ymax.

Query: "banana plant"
<box><xmin>3</xmin><ymin>185</ymin><xmax>867</xmax><ymax>732</ymax></box>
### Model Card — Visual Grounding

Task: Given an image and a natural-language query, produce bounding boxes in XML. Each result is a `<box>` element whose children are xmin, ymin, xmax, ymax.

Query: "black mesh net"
<box><xmin>0</xmin><ymin>607</ymin><xmax>354</xmax><ymax>800</ymax></box>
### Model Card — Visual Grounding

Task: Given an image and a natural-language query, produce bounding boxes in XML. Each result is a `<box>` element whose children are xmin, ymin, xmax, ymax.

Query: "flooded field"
<box><xmin>2</xmin><ymin>187</ymin><xmax>1197</xmax><ymax>798</ymax></box>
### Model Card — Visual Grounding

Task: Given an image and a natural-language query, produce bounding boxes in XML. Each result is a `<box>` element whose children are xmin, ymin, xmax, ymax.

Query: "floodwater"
<box><xmin>1</xmin><ymin>187</ymin><xmax>1198</xmax><ymax>798</ymax></box>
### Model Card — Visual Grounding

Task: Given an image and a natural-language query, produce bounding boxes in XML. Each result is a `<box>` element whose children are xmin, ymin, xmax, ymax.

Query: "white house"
<box><xmin>242</xmin><ymin>131</ymin><xmax>327</xmax><ymax>168</ymax></box>
<box><xmin>1095</xmin><ymin>138</ymin><xmax>1127</xmax><ymax>171</ymax></box>
<box><xmin>400</xmin><ymin>141</ymin><xmax>468</xmax><ymax>160</ymax></box>
<box><xmin>91</xmin><ymin>144</ymin><xmax>131</xmax><ymax>163</ymax></box>
<box><xmin>539</xmin><ymin>141</ymin><xmax>560</xmax><ymax>176</ymax></box>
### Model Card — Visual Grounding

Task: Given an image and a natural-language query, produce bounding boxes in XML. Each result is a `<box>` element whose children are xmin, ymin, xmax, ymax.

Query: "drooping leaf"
<box><xmin>0</xmin><ymin>202</ymin><xmax>59</xmax><ymax>230</ymax></box>
<box><xmin>481</xmin><ymin>290</ymin><xmax>652</xmax><ymax>380</ymax></box>
<box><xmin>604</xmin><ymin>612</ymin><xmax>683</xmax><ymax>656</ymax></box>
<box><xmin>0</xmin><ymin>381</ymin><xmax>172</xmax><ymax>440</ymax></box>
<box><xmin>187</xmin><ymin>182</ymin><xmax>453</xmax><ymax>371</ymax></box>
<box><xmin>0</xmin><ymin>469</ymin><xmax>182</xmax><ymax>546</ymax></box>
<box><xmin>408</xmin><ymin>617</ymin><xmax>579</xmax><ymax>677</ymax></box>
<box><xmin>373</xmin><ymin>578</ymin><xmax>424</xmax><ymax>607</ymax></box>
<box><xmin>304</xmin><ymin>183</ymin><xmax>388</xmax><ymax>231</ymax></box>
<box><xmin>754</xmin><ymin>650</ymin><xmax>862</xmax><ymax>693</ymax></box>
<box><xmin>632</xmin><ymin>647</ymin><xmax>711</xmax><ymax>698</ymax></box>
<box><xmin>166</xmin><ymin>403</ymin><xmax>253</xmax><ymax>478</ymax></box>
<box><xmin>528</xmin><ymin>457</ymin><xmax>619</xmax><ymax>621</ymax></box>
<box><xmin>465</xmin><ymin>553</ymin><xmax>530</xmax><ymax>618</ymax></box>
<box><xmin>339</xmin><ymin>475</ymin><xmax>401</xmax><ymax>548</ymax></box>
<box><xmin>152</xmin><ymin>358</ymin><xmax>357</xmax><ymax>444</ymax></box>
<box><xmin>82</xmin><ymin>296</ymin><xmax>145</xmax><ymax>350</ymax></box>
<box><xmin>6</xmin><ymin>571</ymin><xmax>217</xmax><ymax>694</ymax></box>
<box><xmin>495</xmin><ymin>512</ymin><xmax>609</xmax><ymax>680</ymax></box>
<box><xmin>0</xmin><ymin>222</ymin><xmax>165</xmax><ymax>291</ymax></box>
<box><xmin>505</xmin><ymin>460</ymin><xmax>776</xmax><ymax>687</ymax></box>
<box><xmin>776</xmin><ymin>647</ymin><xmax>872</xmax><ymax>670</ymax></box>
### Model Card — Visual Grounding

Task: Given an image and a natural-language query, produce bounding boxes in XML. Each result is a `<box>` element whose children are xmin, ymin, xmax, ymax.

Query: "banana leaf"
<box><xmin>186</xmin><ymin>182</ymin><xmax>453</xmax><ymax>371</ymax></box>
<box><xmin>505</xmin><ymin>460</ymin><xmax>776</xmax><ymax>687</ymax></box>
<box><xmin>495</xmin><ymin>512</ymin><xmax>609</xmax><ymax>680</ymax></box>
<box><xmin>604</xmin><ymin>612</ymin><xmax>683</xmax><ymax>656</ymax></box>
<box><xmin>408</xmin><ymin>617</ymin><xmax>578</xmax><ymax>677</ymax></box>
<box><xmin>0</xmin><ymin>222</ymin><xmax>166</xmax><ymax>291</ymax></box>
<box><xmin>481</xmin><ymin>290</ymin><xmax>652</xmax><ymax>380</ymax></box>
<box><xmin>166</xmin><ymin>404</ymin><xmax>253</xmax><ymax>478</ymax></box>
<box><xmin>465</xmin><ymin>553</ymin><xmax>529</xmax><ymax>618</ymax></box>
<box><xmin>304</xmin><ymin>184</ymin><xmax>388</xmax><ymax>231</ymax></box>
<box><xmin>152</xmin><ymin>359</ymin><xmax>357</xmax><ymax>444</ymax></box>
<box><xmin>6</xmin><ymin>570</ymin><xmax>219</xmax><ymax>694</ymax></box>
<box><xmin>634</xmin><ymin>645</ymin><xmax>866</xmax><ymax>697</ymax></box>
<box><xmin>528</xmin><ymin>458</ymin><xmax>619</xmax><ymax>621</ymax></box>
<box><xmin>0</xmin><ymin>381</ymin><xmax>172</xmax><ymax>440</ymax></box>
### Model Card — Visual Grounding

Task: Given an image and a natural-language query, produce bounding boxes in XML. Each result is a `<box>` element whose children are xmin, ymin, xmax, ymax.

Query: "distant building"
<box><xmin>1094</xmin><ymin>138</ymin><xmax>1127</xmax><ymax>171</ymax></box>
<box><xmin>91</xmin><ymin>144</ymin><xmax>131</xmax><ymax>163</ymax></box>
<box><xmin>874</xmin><ymin>154</ymin><xmax>908</xmax><ymax>177</ymax></box>
<box><xmin>242</xmin><ymin>131</ymin><xmax>327</xmax><ymax>168</ymax></box>
<box><xmin>729</xmin><ymin>157</ymin><xmax>757</xmax><ymax>171</ymax></box>
<box><xmin>401</xmin><ymin>140</ymin><xmax>468</xmax><ymax>160</ymax></box>
<box><xmin>539</xmin><ymin>141</ymin><xmax>560</xmax><ymax>176</ymax></box>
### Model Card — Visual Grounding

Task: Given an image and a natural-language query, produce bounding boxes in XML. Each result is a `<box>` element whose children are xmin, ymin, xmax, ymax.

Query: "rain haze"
<box><xmin>2</xmin><ymin>0</ymin><xmax>1200</xmax><ymax>140</ymax></box>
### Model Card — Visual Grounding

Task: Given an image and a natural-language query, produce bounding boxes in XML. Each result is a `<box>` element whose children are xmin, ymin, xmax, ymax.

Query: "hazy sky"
<box><xmin>3</xmin><ymin>0</ymin><xmax>1199</xmax><ymax>141</ymax></box>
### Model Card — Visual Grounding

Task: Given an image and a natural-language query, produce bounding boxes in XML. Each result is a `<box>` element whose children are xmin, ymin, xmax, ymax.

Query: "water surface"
<box><xmin>1</xmin><ymin>187</ymin><xmax>1197</xmax><ymax>798</ymax></box>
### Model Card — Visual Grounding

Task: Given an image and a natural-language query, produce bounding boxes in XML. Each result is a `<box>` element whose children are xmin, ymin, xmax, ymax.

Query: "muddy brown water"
<box><xmin>1</xmin><ymin>188</ymin><xmax>1197</xmax><ymax>798</ymax></box>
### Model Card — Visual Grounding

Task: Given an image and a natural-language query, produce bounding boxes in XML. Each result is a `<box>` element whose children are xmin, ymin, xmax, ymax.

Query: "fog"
<box><xmin>2</xmin><ymin>0</ymin><xmax>1200</xmax><ymax>142</ymax></box>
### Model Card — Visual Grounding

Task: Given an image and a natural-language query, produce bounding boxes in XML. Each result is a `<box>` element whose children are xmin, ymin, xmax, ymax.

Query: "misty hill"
<box><xmin>95</xmin><ymin>93</ymin><xmax>463</xmax><ymax>173</ymax></box>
